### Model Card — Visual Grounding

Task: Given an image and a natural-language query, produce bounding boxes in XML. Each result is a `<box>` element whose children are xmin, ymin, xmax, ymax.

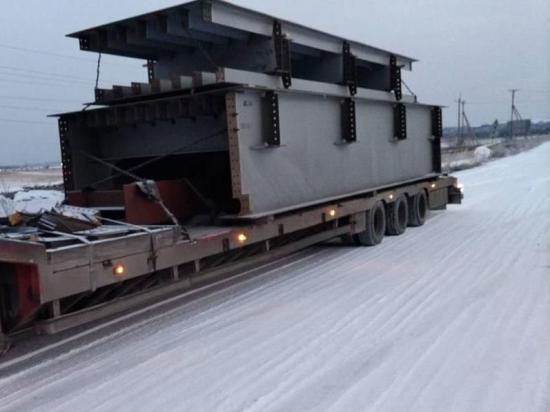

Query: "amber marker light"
<box><xmin>113</xmin><ymin>264</ymin><xmax>126</xmax><ymax>277</ymax></box>
<box><xmin>237</xmin><ymin>233</ymin><xmax>248</xmax><ymax>243</ymax></box>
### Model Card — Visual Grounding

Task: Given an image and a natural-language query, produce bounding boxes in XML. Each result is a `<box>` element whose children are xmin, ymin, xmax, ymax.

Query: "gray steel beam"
<box><xmin>230</xmin><ymin>90</ymin><xmax>435</xmax><ymax>216</ymax></box>
<box><xmin>69</xmin><ymin>0</ymin><xmax>415</xmax><ymax>70</ymax></box>
<box><xmin>207</xmin><ymin>0</ymin><xmax>415</xmax><ymax>69</ymax></box>
<box><xmin>215</xmin><ymin>68</ymin><xmax>422</xmax><ymax>106</ymax></box>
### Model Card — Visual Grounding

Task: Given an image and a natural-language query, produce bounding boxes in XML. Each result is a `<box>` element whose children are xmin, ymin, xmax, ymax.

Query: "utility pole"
<box><xmin>462</xmin><ymin>101</ymin><xmax>477</xmax><ymax>144</ymax></box>
<box><xmin>456</xmin><ymin>95</ymin><xmax>462</xmax><ymax>144</ymax></box>
<box><xmin>509</xmin><ymin>89</ymin><xmax>519</xmax><ymax>139</ymax></box>
<box><xmin>461</xmin><ymin>100</ymin><xmax>466</xmax><ymax>143</ymax></box>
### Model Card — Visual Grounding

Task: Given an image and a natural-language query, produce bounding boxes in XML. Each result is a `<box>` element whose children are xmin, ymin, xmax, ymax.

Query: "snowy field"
<box><xmin>0</xmin><ymin>143</ymin><xmax>549</xmax><ymax>411</ymax></box>
<box><xmin>0</xmin><ymin>168</ymin><xmax>62</xmax><ymax>194</ymax></box>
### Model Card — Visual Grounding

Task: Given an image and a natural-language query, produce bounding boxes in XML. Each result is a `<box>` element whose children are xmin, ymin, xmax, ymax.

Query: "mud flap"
<box><xmin>448</xmin><ymin>186</ymin><xmax>463</xmax><ymax>205</ymax></box>
<box><xmin>428</xmin><ymin>188</ymin><xmax>449</xmax><ymax>210</ymax></box>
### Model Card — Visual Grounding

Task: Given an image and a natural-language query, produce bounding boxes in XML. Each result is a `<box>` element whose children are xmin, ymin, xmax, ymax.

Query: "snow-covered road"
<box><xmin>1</xmin><ymin>144</ymin><xmax>549</xmax><ymax>412</ymax></box>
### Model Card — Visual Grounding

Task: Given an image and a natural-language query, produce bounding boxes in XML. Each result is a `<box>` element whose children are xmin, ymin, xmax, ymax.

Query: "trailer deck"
<box><xmin>1</xmin><ymin>176</ymin><xmax>460</xmax><ymax>338</ymax></box>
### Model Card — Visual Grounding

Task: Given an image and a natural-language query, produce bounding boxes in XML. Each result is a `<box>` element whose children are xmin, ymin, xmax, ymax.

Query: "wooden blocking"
<box><xmin>131</xmin><ymin>82</ymin><xmax>153</xmax><ymax>95</ymax></box>
<box><xmin>192</xmin><ymin>71</ymin><xmax>218</xmax><ymax>87</ymax></box>
<box><xmin>172</xmin><ymin>75</ymin><xmax>193</xmax><ymax>90</ymax></box>
<box><xmin>112</xmin><ymin>85</ymin><xmax>133</xmax><ymax>99</ymax></box>
<box><xmin>94</xmin><ymin>88</ymin><xmax>111</xmax><ymax>103</ymax></box>
<box><xmin>150</xmin><ymin>79</ymin><xmax>174</xmax><ymax>93</ymax></box>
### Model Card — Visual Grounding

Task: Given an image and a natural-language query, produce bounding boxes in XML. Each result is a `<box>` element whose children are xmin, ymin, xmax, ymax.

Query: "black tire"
<box><xmin>354</xmin><ymin>201</ymin><xmax>386</xmax><ymax>246</ymax></box>
<box><xmin>408</xmin><ymin>191</ymin><xmax>428</xmax><ymax>227</ymax></box>
<box><xmin>385</xmin><ymin>195</ymin><xmax>408</xmax><ymax>236</ymax></box>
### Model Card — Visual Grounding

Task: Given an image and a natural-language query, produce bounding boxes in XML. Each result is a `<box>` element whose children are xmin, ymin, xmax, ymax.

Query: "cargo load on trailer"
<box><xmin>0</xmin><ymin>0</ymin><xmax>461</xmax><ymax>347</ymax></box>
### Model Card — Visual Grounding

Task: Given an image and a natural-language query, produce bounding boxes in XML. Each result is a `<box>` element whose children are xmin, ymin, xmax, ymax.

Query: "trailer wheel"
<box><xmin>354</xmin><ymin>201</ymin><xmax>386</xmax><ymax>246</ymax></box>
<box><xmin>386</xmin><ymin>195</ymin><xmax>408</xmax><ymax>236</ymax></box>
<box><xmin>408</xmin><ymin>191</ymin><xmax>428</xmax><ymax>227</ymax></box>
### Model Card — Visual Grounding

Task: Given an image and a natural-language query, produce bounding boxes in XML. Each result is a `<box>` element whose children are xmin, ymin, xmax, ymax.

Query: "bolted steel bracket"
<box><xmin>341</xmin><ymin>98</ymin><xmax>358</xmax><ymax>143</ymax></box>
<box><xmin>147</xmin><ymin>60</ymin><xmax>156</xmax><ymax>83</ymax></box>
<box><xmin>393</xmin><ymin>103</ymin><xmax>407</xmax><ymax>140</ymax></box>
<box><xmin>390</xmin><ymin>55</ymin><xmax>402</xmax><ymax>101</ymax></box>
<box><xmin>261</xmin><ymin>91</ymin><xmax>281</xmax><ymax>147</ymax></box>
<box><xmin>431</xmin><ymin>106</ymin><xmax>443</xmax><ymax>172</ymax></box>
<box><xmin>273</xmin><ymin>20</ymin><xmax>292</xmax><ymax>89</ymax></box>
<box><xmin>343</xmin><ymin>42</ymin><xmax>358</xmax><ymax>96</ymax></box>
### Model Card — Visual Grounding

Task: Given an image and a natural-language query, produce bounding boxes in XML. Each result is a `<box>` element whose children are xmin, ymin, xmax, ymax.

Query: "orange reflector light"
<box><xmin>329</xmin><ymin>209</ymin><xmax>337</xmax><ymax>218</ymax></box>
<box><xmin>113</xmin><ymin>264</ymin><xmax>126</xmax><ymax>276</ymax></box>
<box><xmin>237</xmin><ymin>233</ymin><xmax>248</xmax><ymax>243</ymax></box>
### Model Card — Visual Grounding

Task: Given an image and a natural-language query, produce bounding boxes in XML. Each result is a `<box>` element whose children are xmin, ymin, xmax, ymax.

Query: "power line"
<box><xmin>0</xmin><ymin>118</ymin><xmax>52</xmax><ymax>125</ymax></box>
<box><xmin>0</xmin><ymin>104</ymin><xmax>62</xmax><ymax>112</ymax></box>
<box><xmin>0</xmin><ymin>77</ymin><xmax>90</xmax><ymax>89</ymax></box>
<box><xmin>0</xmin><ymin>64</ymin><xmax>102</xmax><ymax>82</ymax></box>
<box><xmin>0</xmin><ymin>67</ymin><xmax>93</xmax><ymax>84</ymax></box>
<box><xmin>0</xmin><ymin>42</ymin><xmax>93</xmax><ymax>62</ymax></box>
<box><xmin>0</xmin><ymin>42</ymin><xmax>142</xmax><ymax>68</ymax></box>
<box><xmin>0</xmin><ymin>95</ymin><xmax>82</xmax><ymax>103</ymax></box>
<box><xmin>518</xmin><ymin>89</ymin><xmax>550</xmax><ymax>94</ymax></box>
<box><xmin>465</xmin><ymin>99</ymin><xmax>549</xmax><ymax>105</ymax></box>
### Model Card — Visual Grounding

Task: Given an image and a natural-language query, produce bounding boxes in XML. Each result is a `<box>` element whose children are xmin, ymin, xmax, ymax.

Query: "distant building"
<box><xmin>504</xmin><ymin>119</ymin><xmax>531</xmax><ymax>138</ymax></box>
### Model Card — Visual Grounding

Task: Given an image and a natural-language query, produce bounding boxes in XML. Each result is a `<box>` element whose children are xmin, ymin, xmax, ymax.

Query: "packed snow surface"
<box><xmin>0</xmin><ymin>168</ymin><xmax>62</xmax><ymax>194</ymax></box>
<box><xmin>1</xmin><ymin>144</ymin><xmax>549</xmax><ymax>412</ymax></box>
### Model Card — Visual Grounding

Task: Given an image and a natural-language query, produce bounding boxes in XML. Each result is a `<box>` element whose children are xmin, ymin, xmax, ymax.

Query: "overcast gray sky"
<box><xmin>0</xmin><ymin>0</ymin><xmax>548</xmax><ymax>165</ymax></box>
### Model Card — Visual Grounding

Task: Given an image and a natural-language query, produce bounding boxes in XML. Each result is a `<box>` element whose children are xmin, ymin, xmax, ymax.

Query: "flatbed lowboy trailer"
<box><xmin>0</xmin><ymin>0</ymin><xmax>461</xmax><ymax>346</ymax></box>
<box><xmin>1</xmin><ymin>177</ymin><xmax>460</xmax><ymax>338</ymax></box>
